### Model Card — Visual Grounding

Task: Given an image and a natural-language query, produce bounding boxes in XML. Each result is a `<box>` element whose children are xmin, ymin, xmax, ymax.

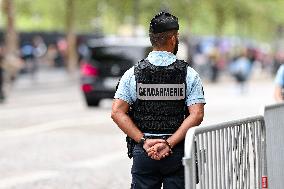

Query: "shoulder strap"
<box><xmin>134</xmin><ymin>59</ymin><xmax>150</xmax><ymax>75</ymax></box>
<box><xmin>174</xmin><ymin>59</ymin><xmax>189</xmax><ymax>70</ymax></box>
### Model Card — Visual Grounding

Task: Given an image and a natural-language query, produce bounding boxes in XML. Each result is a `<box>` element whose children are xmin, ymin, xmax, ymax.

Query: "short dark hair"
<box><xmin>149</xmin><ymin>30</ymin><xmax>177</xmax><ymax>48</ymax></box>
<box><xmin>149</xmin><ymin>12</ymin><xmax>179</xmax><ymax>34</ymax></box>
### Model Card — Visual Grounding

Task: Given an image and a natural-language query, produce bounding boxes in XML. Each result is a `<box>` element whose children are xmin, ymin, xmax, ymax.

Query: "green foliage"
<box><xmin>15</xmin><ymin>0</ymin><xmax>65</xmax><ymax>31</ymax></box>
<box><xmin>3</xmin><ymin>0</ymin><xmax>284</xmax><ymax>41</ymax></box>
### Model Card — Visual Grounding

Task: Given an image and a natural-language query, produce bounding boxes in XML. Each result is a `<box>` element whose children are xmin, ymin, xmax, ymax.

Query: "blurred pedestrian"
<box><xmin>77</xmin><ymin>38</ymin><xmax>90</xmax><ymax>62</ymax></box>
<box><xmin>111</xmin><ymin>12</ymin><xmax>205</xmax><ymax>189</ymax></box>
<box><xmin>56</xmin><ymin>37</ymin><xmax>67</xmax><ymax>67</ymax></box>
<box><xmin>45</xmin><ymin>44</ymin><xmax>58</xmax><ymax>67</ymax></box>
<box><xmin>230</xmin><ymin>49</ymin><xmax>253</xmax><ymax>94</ymax></box>
<box><xmin>274</xmin><ymin>64</ymin><xmax>284</xmax><ymax>102</ymax></box>
<box><xmin>208</xmin><ymin>47</ymin><xmax>220</xmax><ymax>83</ymax></box>
<box><xmin>193</xmin><ymin>52</ymin><xmax>208</xmax><ymax>78</ymax></box>
<box><xmin>32</xmin><ymin>36</ymin><xmax>47</xmax><ymax>78</ymax></box>
<box><xmin>21</xmin><ymin>42</ymin><xmax>35</xmax><ymax>74</ymax></box>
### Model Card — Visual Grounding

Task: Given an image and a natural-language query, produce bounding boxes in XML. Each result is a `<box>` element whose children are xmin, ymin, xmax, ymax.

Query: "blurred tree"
<box><xmin>165</xmin><ymin>0</ymin><xmax>199</xmax><ymax>34</ymax></box>
<box><xmin>206</xmin><ymin>0</ymin><xmax>232</xmax><ymax>36</ymax></box>
<box><xmin>66</xmin><ymin>0</ymin><xmax>78</xmax><ymax>73</ymax></box>
<box><xmin>233</xmin><ymin>0</ymin><xmax>253</xmax><ymax>37</ymax></box>
<box><xmin>2</xmin><ymin>0</ymin><xmax>18</xmax><ymax>55</ymax></box>
<box><xmin>139</xmin><ymin>0</ymin><xmax>175</xmax><ymax>32</ymax></box>
<box><xmin>7</xmin><ymin>0</ymin><xmax>284</xmax><ymax>41</ymax></box>
<box><xmin>2</xmin><ymin>0</ymin><xmax>22</xmax><ymax>84</ymax></box>
<box><xmin>133</xmin><ymin>0</ymin><xmax>140</xmax><ymax>36</ymax></box>
<box><xmin>15</xmin><ymin>0</ymin><xmax>65</xmax><ymax>31</ymax></box>
<box><xmin>74</xmin><ymin>0</ymin><xmax>99</xmax><ymax>32</ymax></box>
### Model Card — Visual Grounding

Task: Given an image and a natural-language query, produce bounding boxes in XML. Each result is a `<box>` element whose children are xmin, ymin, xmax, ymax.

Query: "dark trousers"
<box><xmin>131</xmin><ymin>144</ymin><xmax>185</xmax><ymax>189</ymax></box>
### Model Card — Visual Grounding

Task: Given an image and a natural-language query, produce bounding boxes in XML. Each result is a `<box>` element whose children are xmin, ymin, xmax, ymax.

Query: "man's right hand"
<box><xmin>143</xmin><ymin>139</ymin><xmax>172</xmax><ymax>160</ymax></box>
<box><xmin>143</xmin><ymin>139</ymin><xmax>164</xmax><ymax>152</ymax></box>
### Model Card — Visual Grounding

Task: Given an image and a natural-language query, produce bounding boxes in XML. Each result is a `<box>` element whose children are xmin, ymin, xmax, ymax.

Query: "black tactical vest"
<box><xmin>129</xmin><ymin>59</ymin><xmax>189</xmax><ymax>134</ymax></box>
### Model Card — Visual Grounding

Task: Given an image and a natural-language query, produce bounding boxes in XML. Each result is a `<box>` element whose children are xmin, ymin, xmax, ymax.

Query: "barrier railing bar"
<box><xmin>213</xmin><ymin>131</ymin><xmax>217</xmax><ymax>189</ymax></box>
<box><xmin>221</xmin><ymin>129</ymin><xmax>225</xmax><ymax>189</ymax></box>
<box><xmin>255</xmin><ymin>121</ymin><xmax>259</xmax><ymax>188</ymax></box>
<box><xmin>183</xmin><ymin>126</ymin><xmax>196</xmax><ymax>189</ymax></box>
<box><xmin>245</xmin><ymin>124</ymin><xmax>249</xmax><ymax>189</ymax></box>
<box><xmin>228</xmin><ymin>127</ymin><xmax>233</xmax><ymax>189</ymax></box>
<box><xmin>217</xmin><ymin>130</ymin><xmax>221</xmax><ymax>188</ymax></box>
<box><xmin>236</xmin><ymin>125</ymin><xmax>240</xmax><ymax>189</ymax></box>
<box><xmin>240</xmin><ymin>125</ymin><xmax>244</xmax><ymax>189</ymax></box>
<box><xmin>209</xmin><ymin>132</ymin><xmax>213</xmax><ymax>188</ymax></box>
<box><xmin>241</xmin><ymin>124</ymin><xmax>245</xmax><ymax>189</ymax></box>
<box><xmin>225</xmin><ymin>128</ymin><xmax>230</xmax><ymax>189</ymax></box>
<box><xmin>261</xmin><ymin>118</ymin><xmax>268</xmax><ymax>189</ymax></box>
<box><xmin>196</xmin><ymin>135</ymin><xmax>202</xmax><ymax>188</ymax></box>
<box><xmin>241</xmin><ymin>125</ymin><xmax>244</xmax><ymax>188</ymax></box>
<box><xmin>264</xmin><ymin>102</ymin><xmax>284</xmax><ymax>111</ymax></box>
<box><xmin>205</xmin><ymin>133</ymin><xmax>209</xmax><ymax>189</ymax></box>
<box><xmin>193</xmin><ymin>116</ymin><xmax>264</xmax><ymax>135</ymax></box>
<box><xmin>256</xmin><ymin>124</ymin><xmax>261</xmax><ymax>188</ymax></box>
<box><xmin>200</xmin><ymin>134</ymin><xmax>204</xmax><ymax>189</ymax></box>
<box><xmin>248</xmin><ymin>123</ymin><xmax>252</xmax><ymax>189</ymax></box>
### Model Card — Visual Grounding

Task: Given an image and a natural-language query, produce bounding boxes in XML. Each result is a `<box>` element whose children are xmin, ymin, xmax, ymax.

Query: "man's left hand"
<box><xmin>146</xmin><ymin>142</ymin><xmax>171</xmax><ymax>160</ymax></box>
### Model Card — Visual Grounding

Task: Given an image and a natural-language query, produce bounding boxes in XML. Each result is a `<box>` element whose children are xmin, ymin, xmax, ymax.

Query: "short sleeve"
<box><xmin>275</xmin><ymin>65</ymin><xmax>284</xmax><ymax>87</ymax></box>
<box><xmin>114</xmin><ymin>67</ymin><xmax>135</xmax><ymax>104</ymax></box>
<box><xmin>186</xmin><ymin>67</ymin><xmax>206</xmax><ymax>106</ymax></box>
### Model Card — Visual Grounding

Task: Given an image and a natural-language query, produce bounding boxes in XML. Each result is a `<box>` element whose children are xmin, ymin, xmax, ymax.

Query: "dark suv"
<box><xmin>80</xmin><ymin>37</ymin><xmax>151</xmax><ymax>106</ymax></box>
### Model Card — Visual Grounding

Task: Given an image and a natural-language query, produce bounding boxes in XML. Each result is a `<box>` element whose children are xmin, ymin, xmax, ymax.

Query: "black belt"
<box><xmin>145</xmin><ymin>135</ymin><xmax>171</xmax><ymax>140</ymax></box>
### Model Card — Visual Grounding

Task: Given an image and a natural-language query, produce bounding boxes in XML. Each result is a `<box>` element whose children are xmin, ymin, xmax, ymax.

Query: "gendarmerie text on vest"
<box><xmin>137</xmin><ymin>83</ymin><xmax>185</xmax><ymax>100</ymax></box>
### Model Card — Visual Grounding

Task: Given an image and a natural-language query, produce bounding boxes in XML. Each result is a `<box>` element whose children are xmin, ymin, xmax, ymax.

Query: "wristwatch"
<box><xmin>139</xmin><ymin>136</ymin><xmax>146</xmax><ymax>146</ymax></box>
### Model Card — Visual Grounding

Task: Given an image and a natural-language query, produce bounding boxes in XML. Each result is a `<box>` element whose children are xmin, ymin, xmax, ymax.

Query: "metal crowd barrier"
<box><xmin>183</xmin><ymin>116</ymin><xmax>267</xmax><ymax>189</ymax></box>
<box><xmin>263</xmin><ymin>103</ymin><xmax>284</xmax><ymax>189</ymax></box>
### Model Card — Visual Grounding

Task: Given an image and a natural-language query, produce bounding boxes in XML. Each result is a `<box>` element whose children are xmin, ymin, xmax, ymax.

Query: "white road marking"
<box><xmin>0</xmin><ymin>171</ymin><xmax>59</xmax><ymax>188</ymax></box>
<box><xmin>0</xmin><ymin>118</ymin><xmax>106</xmax><ymax>138</ymax></box>
<box><xmin>67</xmin><ymin>152</ymin><xmax>126</xmax><ymax>169</ymax></box>
<box><xmin>0</xmin><ymin>152</ymin><xmax>125</xmax><ymax>188</ymax></box>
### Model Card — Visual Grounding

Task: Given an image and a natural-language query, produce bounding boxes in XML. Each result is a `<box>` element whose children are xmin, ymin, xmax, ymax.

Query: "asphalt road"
<box><xmin>0</xmin><ymin>68</ymin><xmax>276</xmax><ymax>189</ymax></box>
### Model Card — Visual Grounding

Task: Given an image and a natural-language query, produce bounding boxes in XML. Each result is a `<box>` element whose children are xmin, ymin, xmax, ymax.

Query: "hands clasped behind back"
<box><xmin>143</xmin><ymin>139</ymin><xmax>172</xmax><ymax>160</ymax></box>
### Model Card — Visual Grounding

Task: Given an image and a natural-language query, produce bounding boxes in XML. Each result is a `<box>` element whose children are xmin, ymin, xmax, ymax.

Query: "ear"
<box><xmin>170</xmin><ymin>35</ymin><xmax>176</xmax><ymax>46</ymax></box>
<box><xmin>171</xmin><ymin>35</ymin><xmax>176</xmax><ymax>44</ymax></box>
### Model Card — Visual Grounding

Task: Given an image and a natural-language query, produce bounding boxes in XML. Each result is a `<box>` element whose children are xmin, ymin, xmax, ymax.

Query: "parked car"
<box><xmin>80</xmin><ymin>36</ymin><xmax>151</xmax><ymax>106</ymax></box>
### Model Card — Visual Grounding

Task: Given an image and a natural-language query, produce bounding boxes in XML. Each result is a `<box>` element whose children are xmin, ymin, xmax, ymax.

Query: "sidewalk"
<box><xmin>13</xmin><ymin>68</ymin><xmax>80</xmax><ymax>91</ymax></box>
